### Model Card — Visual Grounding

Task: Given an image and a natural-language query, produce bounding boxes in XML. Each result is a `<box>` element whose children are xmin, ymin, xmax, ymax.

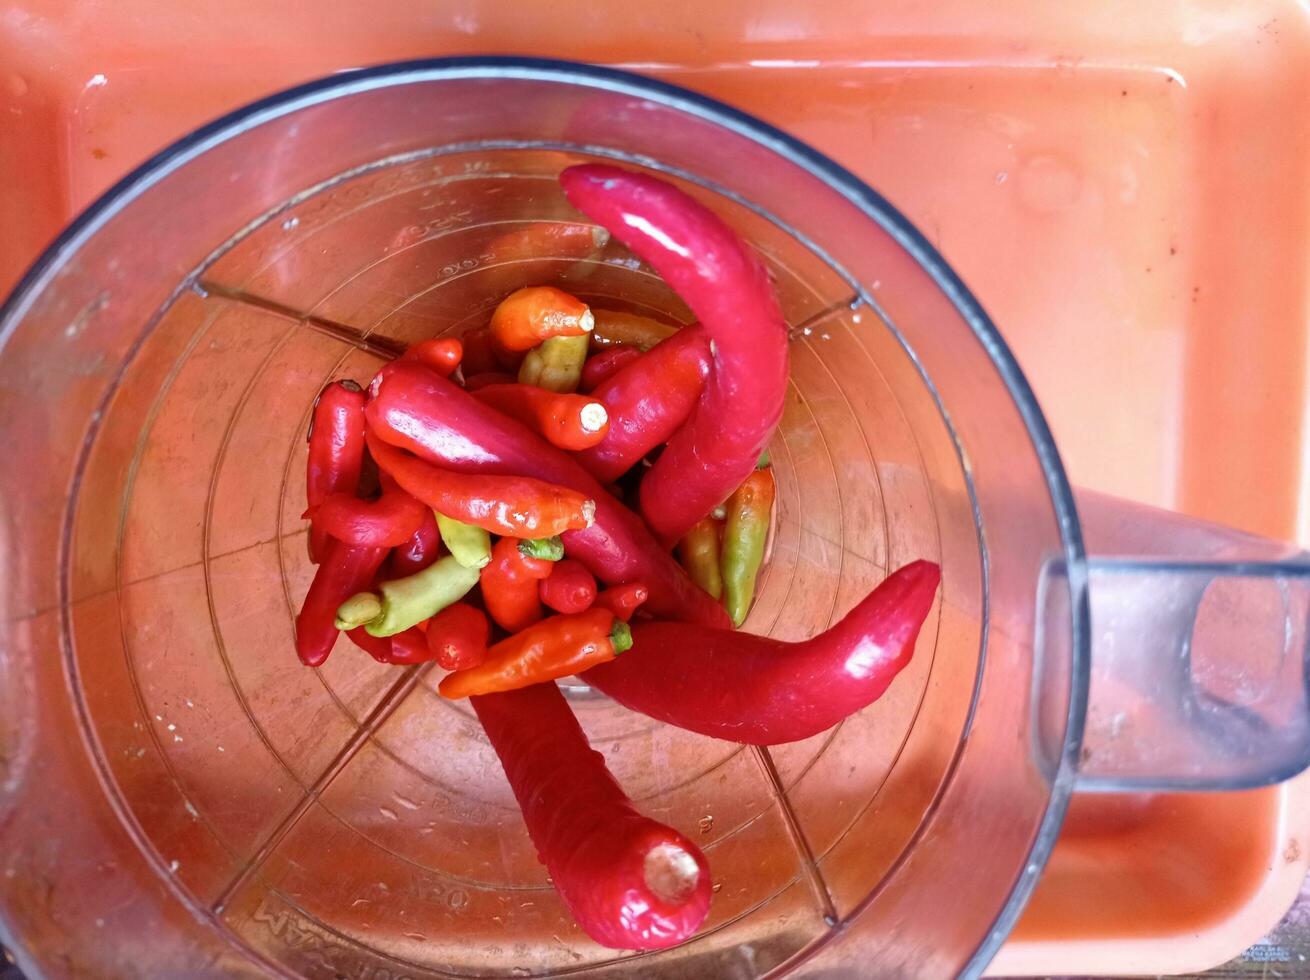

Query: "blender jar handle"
<box><xmin>1055</xmin><ymin>491</ymin><xmax>1310</xmax><ymax>791</ymax></box>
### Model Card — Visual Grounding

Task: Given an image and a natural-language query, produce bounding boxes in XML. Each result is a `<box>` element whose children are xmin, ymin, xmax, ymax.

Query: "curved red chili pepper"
<box><xmin>295</xmin><ymin>541</ymin><xmax>388</xmax><ymax>666</ymax></box>
<box><xmin>366</xmin><ymin>361</ymin><xmax>729</xmax><ymax>628</ymax></box>
<box><xmin>472</xmin><ymin>683</ymin><xmax>711</xmax><ymax>950</ymax></box>
<box><xmin>539</xmin><ymin>558</ymin><xmax>598</xmax><ymax>614</ymax></box>
<box><xmin>424</xmin><ymin>602</ymin><xmax>490</xmax><ymax>671</ymax></box>
<box><xmin>386</xmin><ymin>509</ymin><xmax>441</xmax><ymax>578</ymax></box>
<box><xmin>593</xmin><ymin>582</ymin><xmax>649</xmax><ymax>622</ymax></box>
<box><xmin>585</xmin><ymin>560</ymin><xmax>941</xmax><ymax>744</ymax></box>
<box><xmin>573</xmin><ymin>325</ymin><xmax>711</xmax><ymax>484</ymax></box>
<box><xmin>305</xmin><ymin>380</ymin><xmax>367</xmax><ymax>563</ymax></box>
<box><xmin>401</xmin><ymin>337</ymin><xmax>463</xmax><ymax>377</ymax></box>
<box><xmin>481</xmin><ymin>537</ymin><xmax>553</xmax><ymax>633</ymax></box>
<box><xmin>309</xmin><ymin>483</ymin><xmax>428</xmax><ymax>548</ymax></box>
<box><xmin>560</xmin><ymin>164</ymin><xmax>789</xmax><ymax>544</ymax></box>
<box><xmin>580</xmin><ymin>345</ymin><xmax>641</xmax><ymax>392</ymax></box>
<box><xmin>346</xmin><ymin>625</ymin><xmax>429</xmax><ymax>665</ymax></box>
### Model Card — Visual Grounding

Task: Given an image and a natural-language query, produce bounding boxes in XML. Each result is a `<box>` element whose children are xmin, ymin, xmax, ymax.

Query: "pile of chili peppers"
<box><xmin>293</xmin><ymin>164</ymin><xmax>941</xmax><ymax>952</ymax></box>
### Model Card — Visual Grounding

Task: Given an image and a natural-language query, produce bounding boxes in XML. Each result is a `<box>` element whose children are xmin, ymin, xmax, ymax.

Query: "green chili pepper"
<box><xmin>721</xmin><ymin>468</ymin><xmax>776</xmax><ymax>627</ymax></box>
<box><xmin>518</xmin><ymin>333</ymin><xmax>589</xmax><ymax>393</ymax></box>
<box><xmin>436</xmin><ymin>513</ymin><xmax>492</xmax><ymax>568</ymax></box>
<box><xmin>756</xmin><ymin>449</ymin><xmax>771</xmax><ymax>469</ymax></box>
<box><xmin>335</xmin><ymin>555</ymin><xmax>481</xmax><ymax>637</ymax></box>
<box><xmin>677</xmin><ymin>517</ymin><xmax>724</xmax><ymax>601</ymax></box>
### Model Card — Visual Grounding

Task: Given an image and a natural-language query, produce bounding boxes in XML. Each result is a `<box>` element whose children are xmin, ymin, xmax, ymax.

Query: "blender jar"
<box><xmin>0</xmin><ymin>58</ymin><xmax>1308</xmax><ymax>978</ymax></box>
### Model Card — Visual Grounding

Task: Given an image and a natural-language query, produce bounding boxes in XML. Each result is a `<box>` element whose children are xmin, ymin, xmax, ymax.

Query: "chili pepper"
<box><xmin>424</xmin><ymin>602</ymin><xmax>490</xmax><ymax>670</ymax></box>
<box><xmin>305</xmin><ymin>380</ymin><xmax>367</xmax><ymax>563</ymax></box>
<box><xmin>593</xmin><ymin>582</ymin><xmax>649</xmax><ymax>622</ymax></box>
<box><xmin>560</xmin><ymin>164</ymin><xmax>789</xmax><ymax>545</ymax></box>
<box><xmin>518</xmin><ymin>333</ymin><xmax>589</xmax><ymax>394</ymax></box>
<box><xmin>366</xmin><ymin>431</ymin><xmax>595</xmax><ymax>538</ymax></box>
<box><xmin>589</xmin><ymin>309</ymin><xmax>679</xmax><ymax>351</ymax></box>
<box><xmin>346</xmin><ymin>625</ymin><xmax>430</xmax><ymax>665</ymax></box>
<box><xmin>310</xmin><ymin>483</ymin><xmax>427</xmax><ymax>549</ymax></box>
<box><xmin>491</xmin><ymin>286</ymin><xmax>594</xmax><ymax>352</ymax></box>
<box><xmin>295</xmin><ymin>540</ymin><xmax>388</xmax><ymax>666</ymax></box>
<box><xmin>401</xmin><ymin>337</ymin><xmax>463</xmax><ymax>377</ymax></box>
<box><xmin>473</xmin><ymin>383</ymin><xmax>609</xmax><ymax>451</ymax></box>
<box><xmin>721</xmin><ymin>467</ymin><xmax>775</xmax><ymax>626</ymax></box>
<box><xmin>586</xmin><ymin>560</ymin><xmax>940</xmax><ymax>745</ymax></box>
<box><xmin>573</xmin><ymin>325</ymin><xmax>711</xmax><ymax>484</ymax></box>
<box><xmin>756</xmin><ymin>449</ymin><xmax>771</xmax><ymax>469</ymax></box>
<box><xmin>463</xmin><ymin>371</ymin><xmax>516</xmax><ymax>391</ymax></box>
<box><xmin>539</xmin><ymin>559</ymin><xmax>598</xmax><ymax>614</ymax></box>
<box><xmin>471</xmin><ymin>683</ymin><xmax>711</xmax><ymax>949</ymax></box>
<box><xmin>482</xmin><ymin>221</ymin><xmax>610</xmax><ymax>294</ymax></box>
<box><xmin>386</xmin><ymin>509</ymin><xmax>441</xmax><ymax>577</ymax></box>
<box><xmin>580</xmin><ymin>345</ymin><xmax>641</xmax><ymax>392</ymax></box>
<box><xmin>460</xmin><ymin>327</ymin><xmax>502</xmax><ymax>377</ymax></box>
<box><xmin>480</xmin><ymin>536</ymin><xmax>556</xmax><ymax>633</ymax></box>
<box><xmin>366</xmin><ymin>362</ymin><xmax>730</xmax><ymax>628</ymax></box>
<box><xmin>676</xmin><ymin>517</ymin><xmax>723</xmax><ymax>602</ymax></box>
<box><xmin>435</xmin><ymin>513</ymin><xmax>492</xmax><ymax>569</ymax></box>
<box><xmin>439</xmin><ymin>608</ymin><xmax>631</xmax><ymax>699</ymax></box>
<box><xmin>336</xmin><ymin>554</ymin><xmax>481</xmax><ymax>637</ymax></box>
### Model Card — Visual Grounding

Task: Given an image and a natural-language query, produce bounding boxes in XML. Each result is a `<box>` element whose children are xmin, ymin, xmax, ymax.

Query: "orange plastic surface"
<box><xmin>2</xmin><ymin>1</ymin><xmax>1308</xmax><ymax>974</ymax></box>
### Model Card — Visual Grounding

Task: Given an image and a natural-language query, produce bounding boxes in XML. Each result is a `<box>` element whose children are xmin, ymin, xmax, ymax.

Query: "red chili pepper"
<box><xmin>424</xmin><ymin>602</ymin><xmax>491</xmax><ymax>671</ymax></box>
<box><xmin>472</xmin><ymin>383</ymin><xmax>609</xmax><ymax>451</ymax></box>
<box><xmin>305</xmin><ymin>380</ymin><xmax>367</xmax><ymax>563</ymax></box>
<box><xmin>365</xmin><ymin>431</ymin><xmax>595</xmax><ymax>538</ymax></box>
<box><xmin>463</xmin><ymin>371</ymin><xmax>516</xmax><ymax>392</ymax></box>
<box><xmin>572</xmin><ymin>325</ymin><xmax>711</xmax><ymax>484</ymax></box>
<box><xmin>460</xmin><ymin>327</ymin><xmax>502</xmax><ymax>377</ymax></box>
<box><xmin>401</xmin><ymin>337</ymin><xmax>463</xmax><ymax>377</ymax></box>
<box><xmin>309</xmin><ymin>482</ymin><xmax>428</xmax><ymax>548</ymax></box>
<box><xmin>386</xmin><ymin>509</ymin><xmax>441</xmax><ymax>577</ymax></box>
<box><xmin>346</xmin><ymin>625</ymin><xmax>430</xmax><ymax>665</ymax></box>
<box><xmin>471</xmin><ymin>683</ymin><xmax>711</xmax><ymax>949</ymax></box>
<box><xmin>593</xmin><ymin>582</ymin><xmax>649</xmax><ymax>622</ymax></box>
<box><xmin>482</xmin><ymin>221</ymin><xmax>610</xmax><ymax>295</ymax></box>
<box><xmin>560</xmin><ymin>164</ymin><xmax>789</xmax><ymax>545</ymax></box>
<box><xmin>580</xmin><ymin>345</ymin><xmax>641</xmax><ymax>392</ymax></box>
<box><xmin>539</xmin><ymin>558</ymin><xmax>597</xmax><ymax>614</ymax></box>
<box><xmin>490</xmin><ymin>286</ymin><xmax>594</xmax><ymax>352</ymax></box>
<box><xmin>366</xmin><ymin>361</ymin><xmax>730</xmax><ymax>628</ymax></box>
<box><xmin>585</xmin><ymin>560</ymin><xmax>939</xmax><ymax>744</ymax></box>
<box><xmin>481</xmin><ymin>536</ymin><xmax>555</xmax><ymax>633</ymax></box>
<box><xmin>295</xmin><ymin>540</ymin><xmax>388</xmax><ymax>666</ymax></box>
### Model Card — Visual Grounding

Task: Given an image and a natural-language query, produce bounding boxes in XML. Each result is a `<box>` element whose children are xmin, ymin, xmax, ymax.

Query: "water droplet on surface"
<box><xmin>282</xmin><ymin>216</ymin><xmax>300</xmax><ymax>231</ymax></box>
<box><xmin>697</xmin><ymin>815</ymin><xmax>714</xmax><ymax>834</ymax></box>
<box><xmin>378</xmin><ymin>806</ymin><xmax>398</xmax><ymax>821</ymax></box>
<box><xmin>394</xmin><ymin>793</ymin><xmax>420</xmax><ymax>810</ymax></box>
<box><xmin>712</xmin><ymin>882</ymin><xmax>723</xmax><ymax>893</ymax></box>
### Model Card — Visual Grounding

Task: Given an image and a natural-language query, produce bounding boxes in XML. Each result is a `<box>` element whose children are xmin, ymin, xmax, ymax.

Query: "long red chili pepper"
<box><xmin>386</xmin><ymin>509</ymin><xmax>441</xmax><ymax>577</ymax></box>
<box><xmin>481</xmin><ymin>536</ymin><xmax>554</xmax><ymax>633</ymax></box>
<box><xmin>424</xmin><ymin>602</ymin><xmax>490</xmax><ymax>670</ymax></box>
<box><xmin>295</xmin><ymin>540</ymin><xmax>388</xmax><ymax>666</ymax></box>
<box><xmin>593</xmin><ymin>582</ymin><xmax>649</xmax><ymax>622</ymax></box>
<box><xmin>346</xmin><ymin>625</ymin><xmax>429</xmax><ymax>665</ymax></box>
<box><xmin>401</xmin><ymin>337</ymin><xmax>463</xmax><ymax>377</ymax></box>
<box><xmin>539</xmin><ymin>558</ymin><xmax>598</xmax><ymax>615</ymax></box>
<box><xmin>366</xmin><ymin>361</ymin><xmax>730</xmax><ymax>628</ymax></box>
<box><xmin>310</xmin><ymin>482</ymin><xmax>428</xmax><ymax>548</ymax></box>
<box><xmin>366</xmin><ymin>431</ymin><xmax>595</xmax><ymax>539</ymax></box>
<box><xmin>472</xmin><ymin>683</ymin><xmax>712</xmax><ymax>949</ymax></box>
<box><xmin>580</xmin><ymin>345</ymin><xmax>641</xmax><ymax>392</ymax></box>
<box><xmin>472</xmin><ymin>383</ymin><xmax>609</xmax><ymax>451</ymax></box>
<box><xmin>305</xmin><ymin>380</ymin><xmax>367</xmax><ymax>563</ymax></box>
<box><xmin>585</xmin><ymin>560</ymin><xmax>941</xmax><ymax>744</ymax></box>
<box><xmin>560</xmin><ymin>164</ymin><xmax>789</xmax><ymax>544</ymax></box>
<box><xmin>572</xmin><ymin>325</ymin><xmax>711</xmax><ymax>484</ymax></box>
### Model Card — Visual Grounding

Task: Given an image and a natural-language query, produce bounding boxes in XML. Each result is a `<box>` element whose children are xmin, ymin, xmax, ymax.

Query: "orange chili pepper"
<box><xmin>439</xmin><ymin>608</ymin><xmax>632</xmax><ymax>699</ymax></box>
<box><xmin>592</xmin><ymin>582</ymin><xmax>649</xmax><ymax>623</ymax></box>
<box><xmin>480</xmin><ymin>535</ymin><xmax>561</xmax><ymax>632</ymax></box>
<box><xmin>401</xmin><ymin>337</ymin><xmax>463</xmax><ymax>377</ymax></box>
<box><xmin>481</xmin><ymin>221</ymin><xmax>609</xmax><ymax>295</ymax></box>
<box><xmin>589</xmin><ymin>310</ymin><xmax>679</xmax><ymax>351</ymax></box>
<box><xmin>367</xmin><ymin>431</ymin><xmax>595</xmax><ymax>538</ymax></box>
<box><xmin>490</xmin><ymin>286</ymin><xmax>594</xmax><ymax>352</ymax></box>
<box><xmin>472</xmin><ymin>383</ymin><xmax>610</xmax><ymax>451</ymax></box>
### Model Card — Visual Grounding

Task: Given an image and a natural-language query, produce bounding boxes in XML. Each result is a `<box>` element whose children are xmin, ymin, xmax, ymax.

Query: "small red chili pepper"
<box><xmin>366</xmin><ymin>431</ymin><xmax>595</xmax><ymax>538</ymax></box>
<box><xmin>365</xmin><ymin>361</ymin><xmax>731</xmax><ymax>628</ymax></box>
<box><xmin>386</xmin><ymin>509</ymin><xmax>441</xmax><ymax>578</ymax></box>
<box><xmin>460</xmin><ymin>327</ymin><xmax>502</xmax><ymax>377</ymax></box>
<box><xmin>472</xmin><ymin>383</ymin><xmax>609</xmax><ymax>451</ymax></box>
<box><xmin>593</xmin><ymin>582</ymin><xmax>649</xmax><ymax>622</ymax></box>
<box><xmin>580</xmin><ymin>345</ymin><xmax>641</xmax><ymax>392</ymax></box>
<box><xmin>401</xmin><ymin>337</ymin><xmax>463</xmax><ymax>377</ymax></box>
<box><xmin>294</xmin><ymin>540</ymin><xmax>388</xmax><ymax>666</ymax></box>
<box><xmin>481</xmin><ymin>536</ymin><xmax>557</xmax><ymax>633</ymax></box>
<box><xmin>471</xmin><ymin>682</ymin><xmax>711</xmax><ymax>949</ymax></box>
<box><xmin>309</xmin><ymin>481</ymin><xmax>428</xmax><ymax>548</ymax></box>
<box><xmin>424</xmin><ymin>602</ymin><xmax>491</xmax><ymax>671</ymax></box>
<box><xmin>463</xmin><ymin>371</ymin><xmax>516</xmax><ymax>391</ymax></box>
<box><xmin>573</xmin><ymin>325</ymin><xmax>711</xmax><ymax>484</ymax></box>
<box><xmin>539</xmin><ymin>558</ymin><xmax>598</xmax><ymax>614</ymax></box>
<box><xmin>560</xmin><ymin>164</ymin><xmax>789</xmax><ymax>545</ymax></box>
<box><xmin>589</xmin><ymin>310</ymin><xmax>679</xmax><ymax>351</ymax></box>
<box><xmin>439</xmin><ymin>608</ymin><xmax>631</xmax><ymax>699</ymax></box>
<box><xmin>586</xmin><ymin>560</ymin><xmax>941</xmax><ymax>744</ymax></box>
<box><xmin>346</xmin><ymin>625</ymin><xmax>430</xmax><ymax>665</ymax></box>
<box><xmin>490</xmin><ymin>286</ymin><xmax>594</xmax><ymax>352</ymax></box>
<box><xmin>305</xmin><ymin>380</ymin><xmax>367</xmax><ymax>563</ymax></box>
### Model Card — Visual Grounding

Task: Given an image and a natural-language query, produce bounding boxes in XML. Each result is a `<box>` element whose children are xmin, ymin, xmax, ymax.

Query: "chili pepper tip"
<box><xmin>582</xmin><ymin>499</ymin><xmax>597</xmax><ymax>527</ymax></box>
<box><xmin>579</xmin><ymin>402</ymin><xmax>608</xmax><ymax>433</ymax></box>
<box><xmin>756</xmin><ymin>449</ymin><xmax>771</xmax><ymax>469</ymax></box>
<box><xmin>335</xmin><ymin>591</ymin><xmax>382</xmax><ymax>630</ymax></box>
<box><xmin>610</xmin><ymin>619</ymin><xmax>633</xmax><ymax>655</ymax></box>
<box><xmin>519</xmin><ymin>536</ymin><xmax>565</xmax><ymax>561</ymax></box>
<box><xmin>591</xmin><ymin>226</ymin><xmax>610</xmax><ymax>248</ymax></box>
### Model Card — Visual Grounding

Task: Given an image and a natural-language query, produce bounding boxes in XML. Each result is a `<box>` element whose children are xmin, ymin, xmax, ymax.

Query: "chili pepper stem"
<box><xmin>644</xmin><ymin>842</ymin><xmax>702</xmax><ymax>904</ymax></box>
<box><xmin>611</xmin><ymin>620</ymin><xmax>633</xmax><ymax>654</ymax></box>
<box><xmin>335</xmin><ymin>592</ymin><xmax>382</xmax><ymax>630</ymax></box>
<box><xmin>520</xmin><ymin>536</ymin><xmax>565</xmax><ymax>561</ymax></box>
